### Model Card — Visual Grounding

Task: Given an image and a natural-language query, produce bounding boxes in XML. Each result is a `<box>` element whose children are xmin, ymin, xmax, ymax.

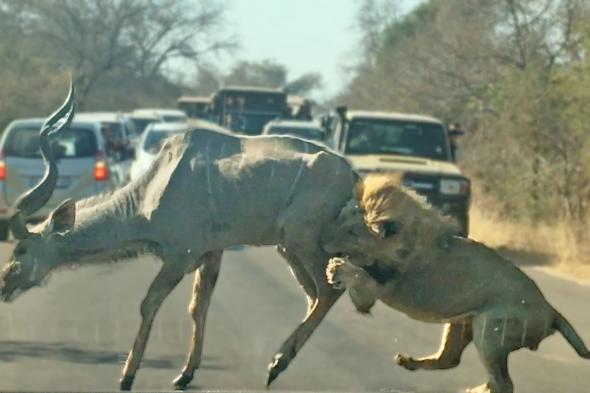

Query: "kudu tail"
<box><xmin>554</xmin><ymin>311</ymin><xmax>590</xmax><ymax>359</ymax></box>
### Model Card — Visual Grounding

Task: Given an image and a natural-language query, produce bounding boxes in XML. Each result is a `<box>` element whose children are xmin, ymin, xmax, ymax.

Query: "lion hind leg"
<box><xmin>469</xmin><ymin>314</ymin><xmax>515</xmax><ymax>393</ymax></box>
<box><xmin>395</xmin><ymin>322</ymin><xmax>473</xmax><ymax>371</ymax></box>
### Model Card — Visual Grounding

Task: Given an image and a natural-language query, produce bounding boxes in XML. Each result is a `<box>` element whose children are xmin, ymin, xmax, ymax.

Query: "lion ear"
<box><xmin>368</xmin><ymin>220</ymin><xmax>401</xmax><ymax>239</ymax></box>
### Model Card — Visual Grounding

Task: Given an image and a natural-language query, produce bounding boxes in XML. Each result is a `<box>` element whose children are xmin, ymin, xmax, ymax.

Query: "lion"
<box><xmin>321</xmin><ymin>174</ymin><xmax>590</xmax><ymax>393</ymax></box>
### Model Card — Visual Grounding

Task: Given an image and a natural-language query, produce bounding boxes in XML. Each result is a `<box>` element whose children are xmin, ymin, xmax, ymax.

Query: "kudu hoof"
<box><xmin>266</xmin><ymin>355</ymin><xmax>290</xmax><ymax>387</ymax></box>
<box><xmin>172</xmin><ymin>372</ymin><xmax>193</xmax><ymax>390</ymax></box>
<box><xmin>119</xmin><ymin>375</ymin><xmax>135</xmax><ymax>391</ymax></box>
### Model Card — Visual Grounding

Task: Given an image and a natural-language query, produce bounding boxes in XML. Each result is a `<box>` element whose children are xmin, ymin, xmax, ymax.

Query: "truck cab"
<box><xmin>325</xmin><ymin>108</ymin><xmax>470</xmax><ymax>236</ymax></box>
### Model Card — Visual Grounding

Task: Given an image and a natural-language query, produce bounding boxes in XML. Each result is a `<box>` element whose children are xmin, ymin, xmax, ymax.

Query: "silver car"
<box><xmin>129</xmin><ymin>122</ymin><xmax>189</xmax><ymax>182</ymax></box>
<box><xmin>0</xmin><ymin>118</ymin><xmax>115</xmax><ymax>240</ymax></box>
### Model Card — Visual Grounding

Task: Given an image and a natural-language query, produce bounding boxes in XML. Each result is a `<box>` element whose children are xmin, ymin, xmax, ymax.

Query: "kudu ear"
<box><xmin>368</xmin><ymin>220</ymin><xmax>401</xmax><ymax>239</ymax></box>
<box><xmin>48</xmin><ymin>199</ymin><xmax>76</xmax><ymax>233</ymax></box>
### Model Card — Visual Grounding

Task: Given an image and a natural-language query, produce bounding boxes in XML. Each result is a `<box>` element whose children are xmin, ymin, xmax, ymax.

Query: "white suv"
<box><xmin>325</xmin><ymin>108</ymin><xmax>471</xmax><ymax>235</ymax></box>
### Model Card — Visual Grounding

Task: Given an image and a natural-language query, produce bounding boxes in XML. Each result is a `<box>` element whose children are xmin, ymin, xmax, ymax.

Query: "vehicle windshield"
<box><xmin>178</xmin><ymin>102</ymin><xmax>210</xmax><ymax>118</ymax></box>
<box><xmin>267</xmin><ymin>126</ymin><xmax>324</xmax><ymax>141</ymax></box>
<box><xmin>345</xmin><ymin>119</ymin><xmax>451</xmax><ymax>161</ymax></box>
<box><xmin>218</xmin><ymin>91</ymin><xmax>286</xmax><ymax>112</ymax></box>
<box><xmin>162</xmin><ymin>115</ymin><xmax>187</xmax><ymax>123</ymax></box>
<box><xmin>143</xmin><ymin>130</ymin><xmax>180</xmax><ymax>153</ymax></box>
<box><xmin>131</xmin><ymin>118</ymin><xmax>157</xmax><ymax>134</ymax></box>
<box><xmin>4</xmin><ymin>126</ymin><xmax>98</xmax><ymax>158</ymax></box>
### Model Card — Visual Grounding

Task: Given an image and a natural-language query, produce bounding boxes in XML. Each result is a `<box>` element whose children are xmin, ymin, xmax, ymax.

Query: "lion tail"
<box><xmin>553</xmin><ymin>311</ymin><xmax>590</xmax><ymax>359</ymax></box>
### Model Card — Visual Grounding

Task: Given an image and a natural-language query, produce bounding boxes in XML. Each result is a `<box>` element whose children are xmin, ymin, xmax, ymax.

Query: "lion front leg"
<box><xmin>395</xmin><ymin>322</ymin><xmax>473</xmax><ymax>371</ymax></box>
<box><xmin>326</xmin><ymin>257</ymin><xmax>381</xmax><ymax>313</ymax></box>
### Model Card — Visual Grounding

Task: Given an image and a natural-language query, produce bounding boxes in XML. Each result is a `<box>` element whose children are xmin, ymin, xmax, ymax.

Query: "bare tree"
<box><xmin>128</xmin><ymin>0</ymin><xmax>237</xmax><ymax>80</ymax></box>
<box><xmin>222</xmin><ymin>59</ymin><xmax>323</xmax><ymax>95</ymax></box>
<box><xmin>4</xmin><ymin>0</ymin><xmax>235</xmax><ymax>109</ymax></box>
<box><xmin>284</xmin><ymin>72</ymin><xmax>323</xmax><ymax>95</ymax></box>
<box><xmin>355</xmin><ymin>0</ymin><xmax>399</xmax><ymax>58</ymax></box>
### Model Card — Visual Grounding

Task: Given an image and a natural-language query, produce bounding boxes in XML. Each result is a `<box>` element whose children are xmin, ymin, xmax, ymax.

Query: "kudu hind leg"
<box><xmin>278</xmin><ymin>245</ymin><xmax>317</xmax><ymax>310</ymax></box>
<box><xmin>173</xmin><ymin>250</ymin><xmax>223</xmax><ymax>390</ymax></box>
<box><xmin>267</xmin><ymin>247</ymin><xmax>343</xmax><ymax>386</ymax></box>
<box><xmin>120</xmin><ymin>262</ymin><xmax>186</xmax><ymax>390</ymax></box>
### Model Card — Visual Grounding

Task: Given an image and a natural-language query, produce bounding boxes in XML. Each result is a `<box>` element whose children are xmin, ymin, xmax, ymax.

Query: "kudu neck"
<box><xmin>55</xmin><ymin>194</ymin><xmax>151</xmax><ymax>266</ymax></box>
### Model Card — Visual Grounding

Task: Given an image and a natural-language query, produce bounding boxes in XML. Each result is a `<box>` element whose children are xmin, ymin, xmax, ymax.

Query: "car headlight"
<box><xmin>439</xmin><ymin>178</ymin><xmax>470</xmax><ymax>195</ymax></box>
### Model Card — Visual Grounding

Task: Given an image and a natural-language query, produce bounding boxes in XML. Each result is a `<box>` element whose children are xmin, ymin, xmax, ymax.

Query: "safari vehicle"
<box><xmin>262</xmin><ymin>119</ymin><xmax>326</xmax><ymax>143</ymax></box>
<box><xmin>0</xmin><ymin>118</ymin><xmax>115</xmax><ymax>240</ymax></box>
<box><xmin>325</xmin><ymin>107</ymin><xmax>470</xmax><ymax>235</ymax></box>
<box><xmin>286</xmin><ymin>95</ymin><xmax>313</xmax><ymax>120</ymax></box>
<box><xmin>211</xmin><ymin>86</ymin><xmax>287</xmax><ymax>135</ymax></box>
<box><xmin>177</xmin><ymin>95</ymin><xmax>212</xmax><ymax>120</ymax></box>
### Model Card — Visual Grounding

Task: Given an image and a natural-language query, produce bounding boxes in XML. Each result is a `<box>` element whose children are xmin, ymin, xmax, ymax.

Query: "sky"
<box><xmin>221</xmin><ymin>0</ymin><xmax>423</xmax><ymax>99</ymax></box>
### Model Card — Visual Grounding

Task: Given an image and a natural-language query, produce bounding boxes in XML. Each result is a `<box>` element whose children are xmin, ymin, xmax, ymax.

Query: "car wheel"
<box><xmin>0</xmin><ymin>220</ymin><xmax>10</xmax><ymax>241</ymax></box>
<box><xmin>457</xmin><ymin>215</ymin><xmax>469</xmax><ymax>237</ymax></box>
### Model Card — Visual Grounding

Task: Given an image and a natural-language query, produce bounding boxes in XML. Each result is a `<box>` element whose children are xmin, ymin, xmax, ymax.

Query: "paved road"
<box><xmin>0</xmin><ymin>243</ymin><xmax>588</xmax><ymax>392</ymax></box>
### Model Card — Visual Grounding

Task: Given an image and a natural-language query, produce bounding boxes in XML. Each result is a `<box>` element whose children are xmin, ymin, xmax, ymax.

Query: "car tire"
<box><xmin>0</xmin><ymin>220</ymin><xmax>10</xmax><ymax>241</ymax></box>
<box><xmin>457</xmin><ymin>215</ymin><xmax>469</xmax><ymax>237</ymax></box>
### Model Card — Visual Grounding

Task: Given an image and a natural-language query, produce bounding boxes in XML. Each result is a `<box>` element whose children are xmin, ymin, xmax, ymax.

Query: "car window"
<box><xmin>4</xmin><ymin>126</ymin><xmax>98</xmax><ymax>158</ymax></box>
<box><xmin>100</xmin><ymin>121</ymin><xmax>123</xmax><ymax>139</ymax></box>
<box><xmin>143</xmin><ymin>130</ymin><xmax>178</xmax><ymax>153</ymax></box>
<box><xmin>345</xmin><ymin>119</ymin><xmax>451</xmax><ymax>161</ymax></box>
<box><xmin>131</xmin><ymin>118</ymin><xmax>156</xmax><ymax>134</ymax></box>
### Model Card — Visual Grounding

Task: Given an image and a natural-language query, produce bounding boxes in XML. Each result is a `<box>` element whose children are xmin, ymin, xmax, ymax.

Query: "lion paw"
<box><xmin>465</xmin><ymin>383</ymin><xmax>493</xmax><ymax>393</ymax></box>
<box><xmin>394</xmin><ymin>354</ymin><xmax>418</xmax><ymax>371</ymax></box>
<box><xmin>326</xmin><ymin>258</ymin><xmax>348</xmax><ymax>289</ymax></box>
<box><xmin>327</xmin><ymin>257</ymin><xmax>367</xmax><ymax>289</ymax></box>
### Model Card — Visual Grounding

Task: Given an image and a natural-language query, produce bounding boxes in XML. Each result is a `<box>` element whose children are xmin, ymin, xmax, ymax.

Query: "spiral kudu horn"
<box><xmin>10</xmin><ymin>80</ymin><xmax>75</xmax><ymax>239</ymax></box>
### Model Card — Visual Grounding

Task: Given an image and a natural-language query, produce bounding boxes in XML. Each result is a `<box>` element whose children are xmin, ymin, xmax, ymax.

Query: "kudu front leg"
<box><xmin>266</xmin><ymin>250</ymin><xmax>343</xmax><ymax>387</ymax></box>
<box><xmin>173</xmin><ymin>250</ymin><xmax>223</xmax><ymax>390</ymax></box>
<box><xmin>120</xmin><ymin>263</ymin><xmax>186</xmax><ymax>391</ymax></box>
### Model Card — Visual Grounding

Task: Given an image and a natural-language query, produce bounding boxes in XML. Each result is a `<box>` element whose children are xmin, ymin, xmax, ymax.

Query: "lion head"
<box><xmin>321</xmin><ymin>173</ymin><xmax>459</xmax><ymax>267</ymax></box>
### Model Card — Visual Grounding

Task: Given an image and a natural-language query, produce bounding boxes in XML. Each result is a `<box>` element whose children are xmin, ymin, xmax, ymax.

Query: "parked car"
<box><xmin>130</xmin><ymin>122</ymin><xmax>189</xmax><ymax>182</ymax></box>
<box><xmin>128</xmin><ymin>112</ymin><xmax>162</xmax><ymax>135</ymax></box>
<box><xmin>76</xmin><ymin>112</ymin><xmax>139</xmax><ymax>149</ymax></box>
<box><xmin>262</xmin><ymin>119</ymin><xmax>326</xmax><ymax>143</ymax></box>
<box><xmin>75</xmin><ymin>112</ymin><xmax>139</xmax><ymax>184</ymax></box>
<box><xmin>326</xmin><ymin>107</ymin><xmax>471</xmax><ymax>235</ymax></box>
<box><xmin>0</xmin><ymin>118</ymin><xmax>116</xmax><ymax>240</ymax></box>
<box><xmin>131</xmin><ymin>108</ymin><xmax>188</xmax><ymax>124</ymax></box>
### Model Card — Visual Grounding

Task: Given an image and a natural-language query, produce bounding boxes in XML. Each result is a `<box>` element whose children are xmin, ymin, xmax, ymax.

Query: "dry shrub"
<box><xmin>469</xmin><ymin>184</ymin><xmax>590</xmax><ymax>279</ymax></box>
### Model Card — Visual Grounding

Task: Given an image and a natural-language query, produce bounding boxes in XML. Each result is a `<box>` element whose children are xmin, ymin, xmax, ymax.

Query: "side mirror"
<box><xmin>335</xmin><ymin>105</ymin><xmax>347</xmax><ymax>122</ymax></box>
<box><xmin>448</xmin><ymin>130</ymin><xmax>465</xmax><ymax>138</ymax></box>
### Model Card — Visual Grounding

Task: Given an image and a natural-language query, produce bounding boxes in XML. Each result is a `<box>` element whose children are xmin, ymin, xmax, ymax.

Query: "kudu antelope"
<box><xmin>0</xmin><ymin>85</ymin><xmax>357</xmax><ymax>390</ymax></box>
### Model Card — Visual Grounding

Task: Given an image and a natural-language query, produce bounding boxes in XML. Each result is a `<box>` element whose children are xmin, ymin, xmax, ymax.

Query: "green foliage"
<box><xmin>381</xmin><ymin>2</ymin><xmax>437</xmax><ymax>52</ymax></box>
<box><xmin>342</xmin><ymin>0</ymin><xmax>590</xmax><ymax>233</ymax></box>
